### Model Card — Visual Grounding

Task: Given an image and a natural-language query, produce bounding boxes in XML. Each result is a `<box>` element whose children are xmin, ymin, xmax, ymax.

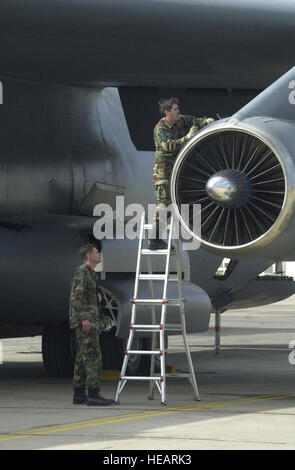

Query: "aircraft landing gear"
<box><xmin>215</xmin><ymin>308</ymin><xmax>222</xmax><ymax>355</ymax></box>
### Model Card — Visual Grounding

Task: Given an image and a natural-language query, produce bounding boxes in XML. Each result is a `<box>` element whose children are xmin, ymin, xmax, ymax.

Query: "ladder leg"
<box><xmin>159</xmin><ymin>215</ymin><xmax>174</xmax><ymax>405</ymax></box>
<box><xmin>116</xmin><ymin>213</ymin><xmax>146</xmax><ymax>403</ymax></box>
<box><xmin>149</xmin><ymin>334</ymin><xmax>156</xmax><ymax>400</ymax></box>
<box><xmin>115</xmin><ymin>329</ymin><xmax>135</xmax><ymax>402</ymax></box>
<box><xmin>115</xmin><ymin>379</ymin><xmax>127</xmax><ymax>403</ymax></box>
<box><xmin>147</xmin><ymin>255</ymin><xmax>156</xmax><ymax>400</ymax></box>
<box><xmin>183</xmin><ymin>331</ymin><xmax>201</xmax><ymax>401</ymax></box>
<box><xmin>175</xmin><ymin>238</ymin><xmax>201</xmax><ymax>401</ymax></box>
<box><xmin>160</xmin><ymin>327</ymin><xmax>167</xmax><ymax>405</ymax></box>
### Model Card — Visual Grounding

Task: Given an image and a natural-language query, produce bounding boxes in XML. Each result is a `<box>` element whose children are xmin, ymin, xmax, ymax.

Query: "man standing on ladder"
<box><xmin>149</xmin><ymin>97</ymin><xmax>214</xmax><ymax>250</ymax></box>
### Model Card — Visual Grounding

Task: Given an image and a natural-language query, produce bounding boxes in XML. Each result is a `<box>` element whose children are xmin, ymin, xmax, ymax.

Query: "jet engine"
<box><xmin>171</xmin><ymin>68</ymin><xmax>295</xmax><ymax>261</ymax></box>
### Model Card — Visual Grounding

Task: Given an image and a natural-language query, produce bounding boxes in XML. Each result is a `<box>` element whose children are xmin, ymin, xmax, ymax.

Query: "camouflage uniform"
<box><xmin>153</xmin><ymin>115</ymin><xmax>209</xmax><ymax>209</ymax></box>
<box><xmin>70</xmin><ymin>264</ymin><xmax>103</xmax><ymax>391</ymax></box>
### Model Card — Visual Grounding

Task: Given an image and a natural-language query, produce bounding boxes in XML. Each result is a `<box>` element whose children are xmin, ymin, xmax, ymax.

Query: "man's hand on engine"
<box><xmin>205</xmin><ymin>118</ymin><xmax>215</xmax><ymax>125</ymax></box>
<box><xmin>187</xmin><ymin>125</ymin><xmax>199</xmax><ymax>139</ymax></box>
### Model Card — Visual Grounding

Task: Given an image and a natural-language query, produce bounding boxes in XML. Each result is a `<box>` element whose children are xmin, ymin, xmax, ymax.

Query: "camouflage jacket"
<box><xmin>153</xmin><ymin>114</ymin><xmax>209</xmax><ymax>185</ymax></box>
<box><xmin>69</xmin><ymin>264</ymin><xmax>101</xmax><ymax>330</ymax></box>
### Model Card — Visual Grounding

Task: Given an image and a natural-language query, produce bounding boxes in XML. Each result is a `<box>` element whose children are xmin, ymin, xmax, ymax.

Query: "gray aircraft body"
<box><xmin>0</xmin><ymin>0</ymin><xmax>294</xmax><ymax>375</ymax></box>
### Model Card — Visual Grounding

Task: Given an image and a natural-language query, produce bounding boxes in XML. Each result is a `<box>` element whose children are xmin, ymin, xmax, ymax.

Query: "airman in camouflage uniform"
<box><xmin>70</xmin><ymin>244</ymin><xmax>115</xmax><ymax>406</ymax></box>
<box><xmin>149</xmin><ymin>97</ymin><xmax>214</xmax><ymax>249</ymax></box>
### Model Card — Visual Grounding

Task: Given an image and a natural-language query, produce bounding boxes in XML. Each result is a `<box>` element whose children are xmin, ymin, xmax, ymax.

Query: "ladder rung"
<box><xmin>120</xmin><ymin>373</ymin><xmax>191</xmax><ymax>381</ymax></box>
<box><xmin>130</xmin><ymin>323</ymin><xmax>182</xmax><ymax>332</ymax></box>
<box><xmin>138</xmin><ymin>274</ymin><xmax>178</xmax><ymax>281</ymax></box>
<box><xmin>143</xmin><ymin>224</ymin><xmax>172</xmax><ymax>231</ymax></box>
<box><xmin>125</xmin><ymin>350</ymin><xmax>161</xmax><ymax>355</ymax></box>
<box><xmin>141</xmin><ymin>249</ymin><xmax>169</xmax><ymax>255</ymax></box>
<box><xmin>132</xmin><ymin>299</ymin><xmax>181</xmax><ymax>306</ymax></box>
<box><xmin>139</xmin><ymin>274</ymin><xmax>165</xmax><ymax>280</ymax></box>
<box><xmin>131</xmin><ymin>324</ymin><xmax>162</xmax><ymax>330</ymax></box>
<box><xmin>132</xmin><ymin>329</ymin><xmax>160</xmax><ymax>333</ymax></box>
<box><xmin>120</xmin><ymin>376</ymin><xmax>163</xmax><ymax>381</ymax></box>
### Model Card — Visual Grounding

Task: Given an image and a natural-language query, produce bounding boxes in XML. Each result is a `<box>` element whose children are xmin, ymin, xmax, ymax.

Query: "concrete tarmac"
<box><xmin>1</xmin><ymin>302</ymin><xmax>295</xmax><ymax>450</ymax></box>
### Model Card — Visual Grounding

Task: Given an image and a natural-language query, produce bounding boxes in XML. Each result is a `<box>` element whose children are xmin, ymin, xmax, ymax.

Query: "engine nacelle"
<box><xmin>171</xmin><ymin>67</ymin><xmax>295</xmax><ymax>261</ymax></box>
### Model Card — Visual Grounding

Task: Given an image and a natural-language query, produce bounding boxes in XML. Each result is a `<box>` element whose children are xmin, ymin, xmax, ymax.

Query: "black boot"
<box><xmin>148</xmin><ymin>220</ymin><xmax>168</xmax><ymax>250</ymax></box>
<box><xmin>73</xmin><ymin>388</ymin><xmax>86</xmax><ymax>405</ymax></box>
<box><xmin>86</xmin><ymin>388</ymin><xmax>116</xmax><ymax>406</ymax></box>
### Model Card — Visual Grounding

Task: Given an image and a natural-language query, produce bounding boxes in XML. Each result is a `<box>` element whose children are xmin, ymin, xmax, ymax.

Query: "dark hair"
<box><xmin>158</xmin><ymin>97</ymin><xmax>179</xmax><ymax>116</ymax></box>
<box><xmin>79</xmin><ymin>244</ymin><xmax>97</xmax><ymax>260</ymax></box>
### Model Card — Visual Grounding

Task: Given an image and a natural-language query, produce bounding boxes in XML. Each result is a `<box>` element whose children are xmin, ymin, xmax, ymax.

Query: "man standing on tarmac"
<box><xmin>148</xmin><ymin>97</ymin><xmax>214</xmax><ymax>250</ymax></box>
<box><xmin>70</xmin><ymin>244</ymin><xmax>115</xmax><ymax>406</ymax></box>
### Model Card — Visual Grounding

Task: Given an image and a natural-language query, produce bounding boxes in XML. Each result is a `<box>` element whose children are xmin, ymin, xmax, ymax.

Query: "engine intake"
<box><xmin>171</xmin><ymin>67</ymin><xmax>295</xmax><ymax>260</ymax></box>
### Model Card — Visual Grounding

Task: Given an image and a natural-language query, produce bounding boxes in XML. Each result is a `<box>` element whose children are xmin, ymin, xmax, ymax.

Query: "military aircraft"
<box><xmin>0</xmin><ymin>0</ymin><xmax>294</xmax><ymax>376</ymax></box>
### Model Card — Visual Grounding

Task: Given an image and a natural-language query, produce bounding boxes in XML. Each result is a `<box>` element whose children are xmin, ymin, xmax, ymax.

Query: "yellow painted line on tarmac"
<box><xmin>0</xmin><ymin>392</ymin><xmax>295</xmax><ymax>444</ymax></box>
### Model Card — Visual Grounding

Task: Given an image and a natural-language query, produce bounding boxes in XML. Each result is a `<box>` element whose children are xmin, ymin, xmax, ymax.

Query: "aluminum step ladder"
<box><xmin>115</xmin><ymin>212</ymin><xmax>200</xmax><ymax>405</ymax></box>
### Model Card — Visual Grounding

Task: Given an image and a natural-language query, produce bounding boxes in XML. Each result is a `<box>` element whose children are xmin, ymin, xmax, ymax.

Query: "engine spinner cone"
<box><xmin>206</xmin><ymin>169</ymin><xmax>250</xmax><ymax>208</ymax></box>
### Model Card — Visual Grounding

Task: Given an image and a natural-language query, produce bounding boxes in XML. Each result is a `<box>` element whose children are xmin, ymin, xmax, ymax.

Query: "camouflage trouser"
<box><xmin>73</xmin><ymin>325</ymin><xmax>102</xmax><ymax>390</ymax></box>
<box><xmin>154</xmin><ymin>184</ymin><xmax>171</xmax><ymax>207</ymax></box>
<box><xmin>154</xmin><ymin>184</ymin><xmax>172</xmax><ymax>222</ymax></box>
